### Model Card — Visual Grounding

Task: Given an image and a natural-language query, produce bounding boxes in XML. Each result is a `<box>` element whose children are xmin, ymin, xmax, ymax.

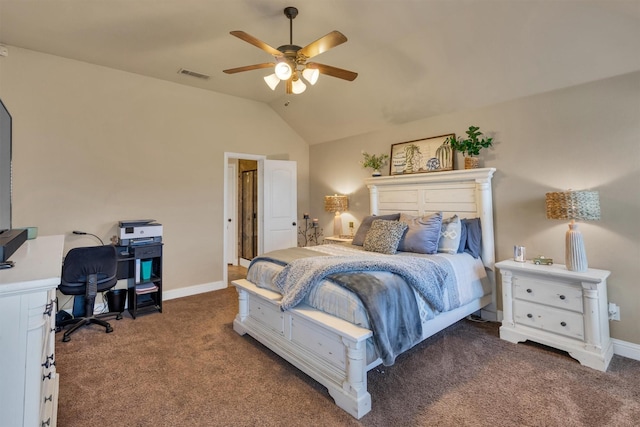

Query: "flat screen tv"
<box><xmin>0</xmin><ymin>98</ymin><xmax>12</xmax><ymax>231</ymax></box>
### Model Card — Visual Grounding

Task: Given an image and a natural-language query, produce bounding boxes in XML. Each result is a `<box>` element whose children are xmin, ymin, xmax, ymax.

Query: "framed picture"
<box><xmin>389</xmin><ymin>133</ymin><xmax>455</xmax><ymax>175</ymax></box>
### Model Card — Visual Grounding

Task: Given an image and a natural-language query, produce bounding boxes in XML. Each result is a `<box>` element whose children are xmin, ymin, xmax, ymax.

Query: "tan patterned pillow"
<box><xmin>363</xmin><ymin>219</ymin><xmax>408</xmax><ymax>254</ymax></box>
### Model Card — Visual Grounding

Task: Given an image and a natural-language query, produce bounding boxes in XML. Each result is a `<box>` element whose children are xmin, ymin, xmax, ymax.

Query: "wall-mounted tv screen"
<box><xmin>0</xmin><ymin>98</ymin><xmax>12</xmax><ymax>230</ymax></box>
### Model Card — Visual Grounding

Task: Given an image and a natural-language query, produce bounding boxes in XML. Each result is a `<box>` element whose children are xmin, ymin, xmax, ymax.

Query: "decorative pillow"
<box><xmin>438</xmin><ymin>215</ymin><xmax>461</xmax><ymax>254</ymax></box>
<box><xmin>457</xmin><ymin>220</ymin><xmax>467</xmax><ymax>253</ymax></box>
<box><xmin>397</xmin><ymin>212</ymin><xmax>442</xmax><ymax>254</ymax></box>
<box><xmin>352</xmin><ymin>213</ymin><xmax>401</xmax><ymax>246</ymax></box>
<box><xmin>363</xmin><ymin>219</ymin><xmax>408</xmax><ymax>254</ymax></box>
<box><xmin>460</xmin><ymin>218</ymin><xmax>482</xmax><ymax>258</ymax></box>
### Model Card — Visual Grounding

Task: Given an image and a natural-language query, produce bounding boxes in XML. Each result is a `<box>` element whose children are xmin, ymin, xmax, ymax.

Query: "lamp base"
<box><xmin>565</xmin><ymin>221</ymin><xmax>588</xmax><ymax>272</ymax></box>
<box><xmin>333</xmin><ymin>212</ymin><xmax>343</xmax><ymax>237</ymax></box>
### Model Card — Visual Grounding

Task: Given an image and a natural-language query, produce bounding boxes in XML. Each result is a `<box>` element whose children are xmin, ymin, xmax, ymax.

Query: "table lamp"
<box><xmin>545</xmin><ymin>190</ymin><xmax>600</xmax><ymax>272</ymax></box>
<box><xmin>324</xmin><ymin>194</ymin><xmax>348</xmax><ymax>237</ymax></box>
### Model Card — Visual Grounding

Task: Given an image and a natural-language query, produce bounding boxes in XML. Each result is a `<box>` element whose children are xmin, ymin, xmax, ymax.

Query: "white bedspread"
<box><xmin>246</xmin><ymin>244</ymin><xmax>491</xmax><ymax>331</ymax></box>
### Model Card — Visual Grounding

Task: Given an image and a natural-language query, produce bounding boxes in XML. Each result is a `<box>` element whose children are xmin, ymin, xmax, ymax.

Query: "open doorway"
<box><xmin>238</xmin><ymin>159</ymin><xmax>258</xmax><ymax>265</ymax></box>
<box><xmin>223</xmin><ymin>153</ymin><xmax>298</xmax><ymax>287</ymax></box>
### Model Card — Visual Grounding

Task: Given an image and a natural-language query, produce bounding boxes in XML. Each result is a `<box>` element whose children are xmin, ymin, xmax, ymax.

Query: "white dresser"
<box><xmin>497</xmin><ymin>259</ymin><xmax>613</xmax><ymax>371</ymax></box>
<box><xmin>0</xmin><ymin>235</ymin><xmax>64</xmax><ymax>427</ymax></box>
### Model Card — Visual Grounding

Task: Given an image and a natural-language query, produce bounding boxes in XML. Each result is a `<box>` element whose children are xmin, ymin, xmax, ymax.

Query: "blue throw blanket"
<box><xmin>274</xmin><ymin>255</ymin><xmax>448</xmax><ymax>312</ymax></box>
<box><xmin>328</xmin><ymin>271</ymin><xmax>422</xmax><ymax>366</ymax></box>
<box><xmin>272</xmin><ymin>254</ymin><xmax>450</xmax><ymax>366</ymax></box>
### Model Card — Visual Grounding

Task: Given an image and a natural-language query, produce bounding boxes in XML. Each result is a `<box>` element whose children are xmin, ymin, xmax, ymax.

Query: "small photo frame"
<box><xmin>390</xmin><ymin>133</ymin><xmax>455</xmax><ymax>175</ymax></box>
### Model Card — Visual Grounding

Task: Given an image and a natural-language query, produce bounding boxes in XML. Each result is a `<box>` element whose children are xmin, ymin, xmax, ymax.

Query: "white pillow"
<box><xmin>438</xmin><ymin>215</ymin><xmax>462</xmax><ymax>254</ymax></box>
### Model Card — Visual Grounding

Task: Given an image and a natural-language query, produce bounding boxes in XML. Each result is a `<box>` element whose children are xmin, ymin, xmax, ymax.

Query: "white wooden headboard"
<box><xmin>364</xmin><ymin>168</ymin><xmax>497</xmax><ymax>271</ymax></box>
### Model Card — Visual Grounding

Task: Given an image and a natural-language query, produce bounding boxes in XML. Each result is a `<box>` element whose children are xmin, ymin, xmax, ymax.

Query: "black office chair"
<box><xmin>58</xmin><ymin>245</ymin><xmax>121</xmax><ymax>342</ymax></box>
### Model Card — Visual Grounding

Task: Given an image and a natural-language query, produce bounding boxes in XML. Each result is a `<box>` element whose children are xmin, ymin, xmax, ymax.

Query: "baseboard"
<box><xmin>612</xmin><ymin>338</ymin><xmax>640</xmax><ymax>362</ymax></box>
<box><xmin>163</xmin><ymin>280</ymin><xmax>227</xmax><ymax>301</ymax></box>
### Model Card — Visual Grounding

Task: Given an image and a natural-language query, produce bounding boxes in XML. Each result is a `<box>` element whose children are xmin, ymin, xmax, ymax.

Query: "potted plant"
<box><xmin>445</xmin><ymin>126</ymin><xmax>494</xmax><ymax>169</ymax></box>
<box><xmin>360</xmin><ymin>151</ymin><xmax>389</xmax><ymax>176</ymax></box>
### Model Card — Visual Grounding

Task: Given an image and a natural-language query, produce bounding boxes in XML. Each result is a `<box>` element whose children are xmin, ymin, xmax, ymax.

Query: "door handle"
<box><xmin>292</xmin><ymin>222</ymin><xmax>297</xmax><ymax>226</ymax></box>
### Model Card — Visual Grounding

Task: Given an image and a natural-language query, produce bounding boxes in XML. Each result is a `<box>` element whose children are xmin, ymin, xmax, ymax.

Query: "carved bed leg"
<box><xmin>327</xmin><ymin>337</ymin><xmax>372</xmax><ymax>419</ymax></box>
<box><xmin>233</xmin><ymin>287</ymin><xmax>248</xmax><ymax>336</ymax></box>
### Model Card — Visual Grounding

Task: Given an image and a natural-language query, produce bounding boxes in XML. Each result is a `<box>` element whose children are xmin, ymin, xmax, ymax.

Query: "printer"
<box><xmin>118</xmin><ymin>219</ymin><xmax>162</xmax><ymax>246</ymax></box>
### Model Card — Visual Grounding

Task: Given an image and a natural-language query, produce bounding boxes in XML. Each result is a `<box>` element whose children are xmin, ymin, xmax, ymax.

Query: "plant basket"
<box><xmin>464</xmin><ymin>157</ymin><xmax>480</xmax><ymax>169</ymax></box>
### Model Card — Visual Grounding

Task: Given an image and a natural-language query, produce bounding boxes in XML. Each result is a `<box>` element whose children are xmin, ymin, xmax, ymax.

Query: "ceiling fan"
<box><xmin>223</xmin><ymin>6</ymin><xmax>358</xmax><ymax>95</ymax></box>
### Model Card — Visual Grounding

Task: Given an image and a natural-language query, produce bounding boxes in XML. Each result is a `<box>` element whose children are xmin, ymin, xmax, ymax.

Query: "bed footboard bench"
<box><xmin>232</xmin><ymin>278</ymin><xmax>374</xmax><ymax>419</ymax></box>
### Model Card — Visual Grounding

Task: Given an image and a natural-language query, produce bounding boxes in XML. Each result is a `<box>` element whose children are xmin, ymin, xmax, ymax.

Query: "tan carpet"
<box><xmin>55</xmin><ymin>267</ymin><xmax>640</xmax><ymax>426</ymax></box>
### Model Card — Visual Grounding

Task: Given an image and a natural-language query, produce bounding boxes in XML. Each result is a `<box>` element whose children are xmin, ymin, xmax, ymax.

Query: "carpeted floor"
<box><xmin>54</xmin><ymin>267</ymin><xmax>640</xmax><ymax>426</ymax></box>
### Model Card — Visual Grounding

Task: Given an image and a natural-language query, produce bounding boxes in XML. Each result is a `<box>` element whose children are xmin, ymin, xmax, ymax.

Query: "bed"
<box><xmin>232</xmin><ymin>168</ymin><xmax>497</xmax><ymax>419</ymax></box>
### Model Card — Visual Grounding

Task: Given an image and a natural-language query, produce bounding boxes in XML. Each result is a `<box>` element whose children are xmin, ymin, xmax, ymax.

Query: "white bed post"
<box><xmin>474</xmin><ymin>174</ymin><xmax>498</xmax><ymax>321</ymax></box>
<box><xmin>328</xmin><ymin>338</ymin><xmax>371</xmax><ymax>419</ymax></box>
<box><xmin>233</xmin><ymin>288</ymin><xmax>249</xmax><ymax>335</ymax></box>
<box><xmin>368</xmin><ymin>185</ymin><xmax>379</xmax><ymax>215</ymax></box>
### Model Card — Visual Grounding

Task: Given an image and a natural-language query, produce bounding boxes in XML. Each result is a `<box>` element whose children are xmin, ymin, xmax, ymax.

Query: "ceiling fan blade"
<box><xmin>230</xmin><ymin>31</ymin><xmax>282</xmax><ymax>57</ymax></box>
<box><xmin>307</xmin><ymin>63</ymin><xmax>358</xmax><ymax>81</ymax></box>
<box><xmin>223</xmin><ymin>63</ymin><xmax>274</xmax><ymax>74</ymax></box>
<box><xmin>298</xmin><ymin>31</ymin><xmax>348</xmax><ymax>60</ymax></box>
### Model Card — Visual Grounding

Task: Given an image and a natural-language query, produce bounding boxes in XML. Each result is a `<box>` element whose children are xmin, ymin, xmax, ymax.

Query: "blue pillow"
<box><xmin>457</xmin><ymin>220</ymin><xmax>467</xmax><ymax>253</ymax></box>
<box><xmin>397</xmin><ymin>212</ymin><xmax>443</xmax><ymax>254</ymax></box>
<box><xmin>460</xmin><ymin>218</ymin><xmax>482</xmax><ymax>258</ymax></box>
<box><xmin>352</xmin><ymin>213</ymin><xmax>400</xmax><ymax>246</ymax></box>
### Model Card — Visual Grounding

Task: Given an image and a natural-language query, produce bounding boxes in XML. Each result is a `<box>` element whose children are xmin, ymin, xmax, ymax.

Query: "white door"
<box><xmin>261</xmin><ymin>159</ymin><xmax>297</xmax><ymax>254</ymax></box>
<box><xmin>225</xmin><ymin>162</ymin><xmax>238</xmax><ymax>265</ymax></box>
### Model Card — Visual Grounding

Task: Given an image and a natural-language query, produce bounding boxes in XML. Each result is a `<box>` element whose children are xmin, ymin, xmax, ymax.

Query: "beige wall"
<box><xmin>309</xmin><ymin>71</ymin><xmax>640</xmax><ymax>345</ymax></box>
<box><xmin>0</xmin><ymin>46</ymin><xmax>309</xmax><ymax>296</ymax></box>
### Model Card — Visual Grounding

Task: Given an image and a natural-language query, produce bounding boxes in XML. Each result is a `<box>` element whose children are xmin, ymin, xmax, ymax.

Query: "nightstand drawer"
<box><xmin>513</xmin><ymin>276</ymin><xmax>583</xmax><ymax>313</ymax></box>
<box><xmin>514</xmin><ymin>300</ymin><xmax>584</xmax><ymax>340</ymax></box>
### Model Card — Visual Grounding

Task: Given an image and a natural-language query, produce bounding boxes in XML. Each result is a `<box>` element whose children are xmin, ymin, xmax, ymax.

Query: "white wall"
<box><xmin>309</xmin><ymin>71</ymin><xmax>640</xmax><ymax>345</ymax></box>
<box><xmin>0</xmin><ymin>46</ymin><xmax>309</xmax><ymax>296</ymax></box>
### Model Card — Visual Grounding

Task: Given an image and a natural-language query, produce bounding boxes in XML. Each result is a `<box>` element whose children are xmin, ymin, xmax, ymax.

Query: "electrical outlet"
<box><xmin>608</xmin><ymin>302</ymin><xmax>620</xmax><ymax>321</ymax></box>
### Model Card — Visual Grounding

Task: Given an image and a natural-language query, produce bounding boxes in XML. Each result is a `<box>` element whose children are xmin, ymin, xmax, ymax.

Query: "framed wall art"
<box><xmin>389</xmin><ymin>133</ymin><xmax>455</xmax><ymax>175</ymax></box>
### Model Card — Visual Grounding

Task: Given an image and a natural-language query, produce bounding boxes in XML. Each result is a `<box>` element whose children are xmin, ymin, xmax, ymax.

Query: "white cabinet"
<box><xmin>497</xmin><ymin>259</ymin><xmax>613</xmax><ymax>371</ymax></box>
<box><xmin>0</xmin><ymin>235</ymin><xmax>64</xmax><ymax>426</ymax></box>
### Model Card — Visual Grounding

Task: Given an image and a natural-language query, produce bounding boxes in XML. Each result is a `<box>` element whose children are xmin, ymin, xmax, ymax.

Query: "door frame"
<box><xmin>226</xmin><ymin>161</ymin><xmax>238</xmax><ymax>266</ymax></box>
<box><xmin>223</xmin><ymin>152</ymin><xmax>266</xmax><ymax>287</ymax></box>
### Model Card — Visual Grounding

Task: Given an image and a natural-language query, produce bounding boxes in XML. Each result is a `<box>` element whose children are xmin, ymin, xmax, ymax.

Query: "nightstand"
<box><xmin>496</xmin><ymin>259</ymin><xmax>613</xmax><ymax>371</ymax></box>
<box><xmin>324</xmin><ymin>235</ymin><xmax>353</xmax><ymax>244</ymax></box>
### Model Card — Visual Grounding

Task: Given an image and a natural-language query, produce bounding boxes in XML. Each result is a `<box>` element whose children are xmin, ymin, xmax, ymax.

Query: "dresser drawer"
<box><xmin>514</xmin><ymin>300</ymin><xmax>584</xmax><ymax>340</ymax></box>
<box><xmin>513</xmin><ymin>276</ymin><xmax>583</xmax><ymax>313</ymax></box>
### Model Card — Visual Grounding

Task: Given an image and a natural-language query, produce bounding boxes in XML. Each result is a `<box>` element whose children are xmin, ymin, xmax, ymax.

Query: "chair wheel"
<box><xmin>116</xmin><ymin>313</ymin><xmax>123</xmax><ymax>320</ymax></box>
<box><xmin>62</xmin><ymin>335</ymin><xmax>71</xmax><ymax>342</ymax></box>
<box><xmin>106</xmin><ymin>325</ymin><xmax>114</xmax><ymax>333</ymax></box>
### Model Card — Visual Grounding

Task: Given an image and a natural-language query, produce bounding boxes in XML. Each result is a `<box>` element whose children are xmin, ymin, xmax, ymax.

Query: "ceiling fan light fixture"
<box><xmin>274</xmin><ymin>61</ymin><xmax>293</xmax><ymax>80</ymax></box>
<box><xmin>264</xmin><ymin>73</ymin><xmax>280</xmax><ymax>90</ymax></box>
<box><xmin>291</xmin><ymin>77</ymin><xmax>307</xmax><ymax>94</ymax></box>
<box><xmin>302</xmin><ymin>67</ymin><xmax>319</xmax><ymax>85</ymax></box>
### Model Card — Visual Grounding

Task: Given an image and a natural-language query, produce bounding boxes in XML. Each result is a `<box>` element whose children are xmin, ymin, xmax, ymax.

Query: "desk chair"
<box><xmin>58</xmin><ymin>245</ymin><xmax>120</xmax><ymax>342</ymax></box>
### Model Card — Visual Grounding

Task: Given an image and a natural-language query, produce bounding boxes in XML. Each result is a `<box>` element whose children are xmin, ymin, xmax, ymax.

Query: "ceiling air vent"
<box><xmin>178</xmin><ymin>68</ymin><xmax>210</xmax><ymax>80</ymax></box>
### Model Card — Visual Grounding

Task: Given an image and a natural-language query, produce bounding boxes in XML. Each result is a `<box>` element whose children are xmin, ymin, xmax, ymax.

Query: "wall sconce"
<box><xmin>324</xmin><ymin>194</ymin><xmax>348</xmax><ymax>237</ymax></box>
<box><xmin>546</xmin><ymin>190</ymin><xmax>601</xmax><ymax>272</ymax></box>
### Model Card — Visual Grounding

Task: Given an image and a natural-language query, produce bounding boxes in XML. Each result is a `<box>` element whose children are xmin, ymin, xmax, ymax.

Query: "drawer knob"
<box><xmin>527</xmin><ymin>313</ymin><xmax>533</xmax><ymax>318</ymax></box>
<box><xmin>526</xmin><ymin>288</ymin><xmax>532</xmax><ymax>293</ymax></box>
<box><xmin>559</xmin><ymin>295</ymin><xmax>566</xmax><ymax>300</ymax></box>
<box><xmin>560</xmin><ymin>321</ymin><xmax>567</xmax><ymax>327</ymax></box>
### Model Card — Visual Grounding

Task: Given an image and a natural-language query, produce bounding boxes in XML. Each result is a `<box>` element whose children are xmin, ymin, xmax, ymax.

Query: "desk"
<box><xmin>0</xmin><ymin>235</ymin><xmax>64</xmax><ymax>427</ymax></box>
<box><xmin>116</xmin><ymin>243</ymin><xmax>163</xmax><ymax>318</ymax></box>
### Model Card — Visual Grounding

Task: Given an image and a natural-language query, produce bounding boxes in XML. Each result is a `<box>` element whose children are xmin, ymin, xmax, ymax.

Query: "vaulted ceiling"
<box><xmin>1</xmin><ymin>0</ymin><xmax>639</xmax><ymax>145</ymax></box>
